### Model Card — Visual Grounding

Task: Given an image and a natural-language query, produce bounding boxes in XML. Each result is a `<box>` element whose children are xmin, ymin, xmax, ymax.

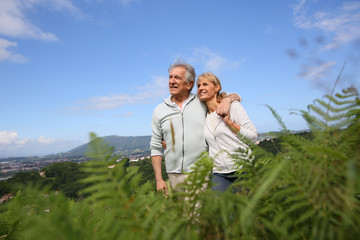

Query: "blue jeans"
<box><xmin>211</xmin><ymin>172</ymin><xmax>241</xmax><ymax>192</ymax></box>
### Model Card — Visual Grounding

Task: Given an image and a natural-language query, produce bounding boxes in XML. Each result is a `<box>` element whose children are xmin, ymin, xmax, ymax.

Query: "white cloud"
<box><xmin>0</xmin><ymin>130</ymin><xmax>24</xmax><ymax>145</ymax></box>
<box><xmin>0</xmin><ymin>130</ymin><xmax>55</xmax><ymax>147</ymax></box>
<box><xmin>298</xmin><ymin>61</ymin><xmax>337</xmax><ymax>82</ymax></box>
<box><xmin>48</xmin><ymin>0</ymin><xmax>85</xmax><ymax>16</ymax></box>
<box><xmin>189</xmin><ymin>47</ymin><xmax>245</xmax><ymax>72</ymax></box>
<box><xmin>292</xmin><ymin>0</ymin><xmax>311</xmax><ymax>29</ymax></box>
<box><xmin>118</xmin><ymin>112</ymin><xmax>133</xmax><ymax>117</ymax></box>
<box><xmin>264</xmin><ymin>24</ymin><xmax>276</xmax><ymax>34</ymax></box>
<box><xmin>0</xmin><ymin>38</ymin><xmax>27</xmax><ymax>62</ymax></box>
<box><xmin>67</xmin><ymin>76</ymin><xmax>168</xmax><ymax>113</ymax></box>
<box><xmin>81</xmin><ymin>94</ymin><xmax>135</xmax><ymax>110</ymax></box>
<box><xmin>38</xmin><ymin>136</ymin><xmax>56</xmax><ymax>144</ymax></box>
<box><xmin>117</xmin><ymin>0</ymin><xmax>139</xmax><ymax>7</ymax></box>
<box><xmin>136</xmin><ymin>75</ymin><xmax>168</xmax><ymax>99</ymax></box>
<box><xmin>0</xmin><ymin>0</ymin><xmax>85</xmax><ymax>39</ymax></box>
<box><xmin>0</xmin><ymin>130</ymin><xmax>83</xmax><ymax>157</ymax></box>
<box><xmin>292</xmin><ymin>0</ymin><xmax>360</xmax><ymax>51</ymax></box>
<box><xmin>0</xmin><ymin>0</ymin><xmax>86</xmax><ymax>62</ymax></box>
<box><xmin>0</xmin><ymin>0</ymin><xmax>58</xmax><ymax>40</ymax></box>
<box><xmin>343</xmin><ymin>1</ymin><xmax>360</xmax><ymax>11</ymax></box>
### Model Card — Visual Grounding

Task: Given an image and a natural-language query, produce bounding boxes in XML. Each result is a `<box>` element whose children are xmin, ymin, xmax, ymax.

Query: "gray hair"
<box><xmin>168</xmin><ymin>60</ymin><xmax>196</xmax><ymax>91</ymax></box>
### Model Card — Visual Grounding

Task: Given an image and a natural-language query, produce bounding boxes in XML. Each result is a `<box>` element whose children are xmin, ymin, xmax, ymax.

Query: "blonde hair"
<box><xmin>197</xmin><ymin>72</ymin><xmax>227</xmax><ymax>102</ymax></box>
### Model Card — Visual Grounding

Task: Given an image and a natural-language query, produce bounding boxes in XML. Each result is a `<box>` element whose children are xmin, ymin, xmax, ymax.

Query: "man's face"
<box><xmin>168</xmin><ymin>66</ymin><xmax>193</xmax><ymax>98</ymax></box>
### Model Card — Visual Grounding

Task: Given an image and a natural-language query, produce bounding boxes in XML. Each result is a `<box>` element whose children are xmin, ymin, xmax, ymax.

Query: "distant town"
<box><xmin>0</xmin><ymin>151</ymin><xmax>151</xmax><ymax>181</ymax></box>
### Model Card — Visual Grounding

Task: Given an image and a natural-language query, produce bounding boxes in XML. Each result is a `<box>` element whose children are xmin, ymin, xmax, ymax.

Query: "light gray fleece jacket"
<box><xmin>150</xmin><ymin>94</ymin><xmax>207</xmax><ymax>173</ymax></box>
<box><xmin>205</xmin><ymin>101</ymin><xmax>258</xmax><ymax>174</ymax></box>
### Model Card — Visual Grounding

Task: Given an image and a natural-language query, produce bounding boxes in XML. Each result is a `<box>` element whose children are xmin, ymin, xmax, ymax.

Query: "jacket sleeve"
<box><xmin>230</xmin><ymin>102</ymin><xmax>258</xmax><ymax>143</ymax></box>
<box><xmin>150</xmin><ymin>109</ymin><xmax>163</xmax><ymax>156</ymax></box>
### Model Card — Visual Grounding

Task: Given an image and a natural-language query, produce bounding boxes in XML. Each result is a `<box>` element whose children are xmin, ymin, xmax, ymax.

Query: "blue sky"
<box><xmin>0</xmin><ymin>0</ymin><xmax>359</xmax><ymax>157</ymax></box>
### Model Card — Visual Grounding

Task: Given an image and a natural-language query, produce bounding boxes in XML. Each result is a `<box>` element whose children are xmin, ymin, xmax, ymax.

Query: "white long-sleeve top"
<box><xmin>204</xmin><ymin>101</ymin><xmax>257</xmax><ymax>173</ymax></box>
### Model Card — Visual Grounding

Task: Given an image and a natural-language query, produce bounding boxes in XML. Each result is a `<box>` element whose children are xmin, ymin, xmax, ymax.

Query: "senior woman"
<box><xmin>197</xmin><ymin>72</ymin><xmax>258</xmax><ymax>192</ymax></box>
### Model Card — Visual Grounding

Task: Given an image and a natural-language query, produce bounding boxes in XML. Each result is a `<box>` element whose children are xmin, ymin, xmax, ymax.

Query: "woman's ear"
<box><xmin>215</xmin><ymin>84</ymin><xmax>221</xmax><ymax>93</ymax></box>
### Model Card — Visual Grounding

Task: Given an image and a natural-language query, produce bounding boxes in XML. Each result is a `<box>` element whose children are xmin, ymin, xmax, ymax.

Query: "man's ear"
<box><xmin>187</xmin><ymin>81</ymin><xmax>194</xmax><ymax>90</ymax></box>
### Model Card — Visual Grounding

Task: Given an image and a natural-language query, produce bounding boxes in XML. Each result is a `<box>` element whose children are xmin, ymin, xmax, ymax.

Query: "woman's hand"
<box><xmin>221</xmin><ymin>112</ymin><xmax>231</xmax><ymax>124</ymax></box>
<box><xmin>162</xmin><ymin>139</ymin><xmax>167</xmax><ymax>150</ymax></box>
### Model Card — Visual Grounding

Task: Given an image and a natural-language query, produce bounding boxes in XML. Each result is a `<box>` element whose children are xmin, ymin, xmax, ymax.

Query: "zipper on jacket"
<box><xmin>181</xmin><ymin>112</ymin><xmax>184</xmax><ymax>171</ymax></box>
<box><xmin>180</xmin><ymin>96</ymin><xmax>195</xmax><ymax>172</ymax></box>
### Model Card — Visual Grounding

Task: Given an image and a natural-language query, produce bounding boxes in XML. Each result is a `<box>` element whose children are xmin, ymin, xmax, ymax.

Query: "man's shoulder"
<box><xmin>153</xmin><ymin>97</ymin><xmax>170</xmax><ymax>109</ymax></box>
<box><xmin>154</xmin><ymin>101</ymin><xmax>166</xmax><ymax>108</ymax></box>
<box><xmin>189</xmin><ymin>94</ymin><xmax>207</xmax><ymax>108</ymax></box>
<box><xmin>229</xmin><ymin>101</ymin><xmax>245</xmax><ymax>115</ymax></box>
<box><xmin>153</xmin><ymin>102</ymin><xmax>166</xmax><ymax>115</ymax></box>
<box><xmin>153</xmin><ymin>98</ymin><xmax>175</xmax><ymax>116</ymax></box>
<box><xmin>230</xmin><ymin>100</ymin><xmax>242</xmax><ymax>108</ymax></box>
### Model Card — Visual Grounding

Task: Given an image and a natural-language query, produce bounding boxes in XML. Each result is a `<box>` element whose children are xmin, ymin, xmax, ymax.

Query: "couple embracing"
<box><xmin>150</xmin><ymin>60</ymin><xmax>257</xmax><ymax>194</ymax></box>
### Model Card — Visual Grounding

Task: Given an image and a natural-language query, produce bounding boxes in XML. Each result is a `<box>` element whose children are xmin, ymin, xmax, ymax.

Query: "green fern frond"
<box><xmin>335</xmin><ymin>87</ymin><xmax>358</xmax><ymax>99</ymax></box>
<box><xmin>314</xmin><ymin>98</ymin><xmax>356</xmax><ymax>113</ymax></box>
<box><xmin>323</xmin><ymin>94</ymin><xmax>355</xmax><ymax>106</ymax></box>
<box><xmin>263</xmin><ymin>104</ymin><xmax>288</xmax><ymax>131</ymax></box>
<box><xmin>300</xmin><ymin>86</ymin><xmax>360</xmax><ymax>130</ymax></box>
<box><xmin>290</xmin><ymin>109</ymin><xmax>327</xmax><ymax>130</ymax></box>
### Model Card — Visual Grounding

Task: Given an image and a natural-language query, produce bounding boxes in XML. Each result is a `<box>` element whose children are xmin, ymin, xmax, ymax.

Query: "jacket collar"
<box><xmin>164</xmin><ymin>93</ymin><xmax>196</xmax><ymax>106</ymax></box>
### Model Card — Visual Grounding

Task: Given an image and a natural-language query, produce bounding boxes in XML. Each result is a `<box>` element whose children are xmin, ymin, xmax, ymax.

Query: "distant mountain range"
<box><xmin>66</xmin><ymin>135</ymin><xmax>151</xmax><ymax>157</ymax></box>
<box><xmin>0</xmin><ymin>135</ymin><xmax>152</xmax><ymax>162</ymax></box>
<box><xmin>1</xmin><ymin>131</ymin><xmax>308</xmax><ymax>161</ymax></box>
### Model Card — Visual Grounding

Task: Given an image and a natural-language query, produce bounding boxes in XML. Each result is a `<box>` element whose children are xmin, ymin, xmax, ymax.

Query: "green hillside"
<box><xmin>66</xmin><ymin>135</ymin><xmax>151</xmax><ymax>156</ymax></box>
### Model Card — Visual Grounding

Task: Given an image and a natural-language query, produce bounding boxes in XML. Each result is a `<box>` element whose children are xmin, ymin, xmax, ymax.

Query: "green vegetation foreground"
<box><xmin>0</xmin><ymin>87</ymin><xmax>359</xmax><ymax>240</ymax></box>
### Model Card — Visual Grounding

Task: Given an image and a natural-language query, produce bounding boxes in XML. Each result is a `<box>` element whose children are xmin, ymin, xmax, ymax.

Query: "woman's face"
<box><xmin>197</xmin><ymin>78</ymin><xmax>220</xmax><ymax>102</ymax></box>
